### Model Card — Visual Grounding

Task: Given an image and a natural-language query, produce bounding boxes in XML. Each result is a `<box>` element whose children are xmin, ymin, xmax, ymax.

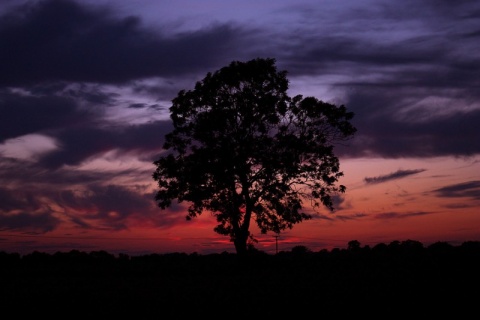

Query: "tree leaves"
<box><xmin>152</xmin><ymin>57</ymin><xmax>356</xmax><ymax>254</ymax></box>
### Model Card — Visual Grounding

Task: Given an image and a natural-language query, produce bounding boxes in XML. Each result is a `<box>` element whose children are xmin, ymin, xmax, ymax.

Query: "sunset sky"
<box><xmin>1</xmin><ymin>0</ymin><xmax>479</xmax><ymax>256</ymax></box>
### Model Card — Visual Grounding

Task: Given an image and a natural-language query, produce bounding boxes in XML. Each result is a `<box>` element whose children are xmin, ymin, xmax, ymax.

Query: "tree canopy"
<box><xmin>152</xmin><ymin>57</ymin><xmax>356</xmax><ymax>255</ymax></box>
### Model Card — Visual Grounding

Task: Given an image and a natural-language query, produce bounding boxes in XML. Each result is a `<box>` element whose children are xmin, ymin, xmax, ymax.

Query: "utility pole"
<box><xmin>274</xmin><ymin>233</ymin><xmax>279</xmax><ymax>254</ymax></box>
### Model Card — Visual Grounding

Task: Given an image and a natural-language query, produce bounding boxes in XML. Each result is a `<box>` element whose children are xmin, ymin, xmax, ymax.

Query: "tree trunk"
<box><xmin>233</xmin><ymin>229</ymin><xmax>249</xmax><ymax>256</ymax></box>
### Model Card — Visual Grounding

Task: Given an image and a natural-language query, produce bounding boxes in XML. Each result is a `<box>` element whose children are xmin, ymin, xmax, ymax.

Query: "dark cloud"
<box><xmin>119</xmin><ymin>120</ymin><xmax>174</xmax><ymax>150</ymax></box>
<box><xmin>61</xmin><ymin>83</ymin><xmax>119</xmax><ymax>105</ymax></box>
<box><xmin>57</xmin><ymin>185</ymin><xmax>153</xmax><ymax>230</ymax></box>
<box><xmin>0</xmin><ymin>89</ymin><xmax>97</xmax><ymax>142</ymax></box>
<box><xmin>433</xmin><ymin>181</ymin><xmax>480</xmax><ymax>200</ymax></box>
<box><xmin>330</xmin><ymin>194</ymin><xmax>352</xmax><ymax>212</ymax></box>
<box><xmin>374</xmin><ymin>211</ymin><xmax>435</xmax><ymax>219</ymax></box>
<box><xmin>364</xmin><ymin>169</ymin><xmax>426</xmax><ymax>185</ymax></box>
<box><xmin>0</xmin><ymin>211</ymin><xmax>60</xmax><ymax>233</ymax></box>
<box><xmin>37</xmin><ymin>125</ymin><xmax>116</xmax><ymax>168</ymax></box>
<box><xmin>0</xmin><ymin>187</ymin><xmax>43</xmax><ymax>212</ymax></box>
<box><xmin>0</xmin><ymin>157</ymin><xmax>136</xmax><ymax>187</ymax></box>
<box><xmin>58</xmin><ymin>183</ymin><xmax>187</xmax><ymax>230</ymax></box>
<box><xmin>310</xmin><ymin>211</ymin><xmax>367</xmax><ymax>222</ymax></box>
<box><xmin>278</xmin><ymin>0</ymin><xmax>480</xmax><ymax>76</ymax></box>
<box><xmin>444</xmin><ymin>203</ymin><xmax>477</xmax><ymax>209</ymax></box>
<box><xmin>0</xmin><ymin>0</ymin><xmax>254</xmax><ymax>86</ymax></box>
<box><xmin>271</xmin><ymin>0</ymin><xmax>480</xmax><ymax>159</ymax></box>
<box><xmin>0</xmin><ymin>181</ymin><xmax>185</xmax><ymax>234</ymax></box>
<box><xmin>2</xmin><ymin>0</ymin><xmax>477</xmax><ymax>160</ymax></box>
<box><xmin>37</xmin><ymin>119</ymin><xmax>172</xmax><ymax>169</ymax></box>
<box><xmin>128</xmin><ymin>103</ymin><xmax>147</xmax><ymax>109</ymax></box>
<box><xmin>334</xmin><ymin>90</ymin><xmax>480</xmax><ymax>158</ymax></box>
<box><xmin>333</xmin><ymin>212</ymin><xmax>368</xmax><ymax>221</ymax></box>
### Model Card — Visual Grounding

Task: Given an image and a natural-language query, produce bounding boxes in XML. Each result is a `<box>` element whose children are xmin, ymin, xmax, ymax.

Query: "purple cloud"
<box><xmin>364</xmin><ymin>169</ymin><xmax>426</xmax><ymax>184</ymax></box>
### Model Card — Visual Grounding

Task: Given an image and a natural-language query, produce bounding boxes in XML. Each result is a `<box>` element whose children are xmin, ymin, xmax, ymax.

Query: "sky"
<box><xmin>0</xmin><ymin>0</ymin><xmax>479</xmax><ymax>256</ymax></box>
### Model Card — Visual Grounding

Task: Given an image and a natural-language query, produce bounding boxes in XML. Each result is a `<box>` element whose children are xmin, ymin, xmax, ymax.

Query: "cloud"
<box><xmin>433</xmin><ymin>181</ymin><xmax>480</xmax><ymax>200</ymax></box>
<box><xmin>334</xmin><ymin>212</ymin><xmax>368</xmax><ymax>221</ymax></box>
<box><xmin>57</xmin><ymin>185</ymin><xmax>154</xmax><ymax>230</ymax></box>
<box><xmin>374</xmin><ymin>211</ymin><xmax>435</xmax><ymax>219</ymax></box>
<box><xmin>0</xmin><ymin>210</ymin><xmax>60</xmax><ymax>233</ymax></box>
<box><xmin>2</xmin><ymin>0</ymin><xmax>479</xmax><ymax>161</ymax></box>
<box><xmin>272</xmin><ymin>0</ymin><xmax>480</xmax><ymax>159</ymax></box>
<box><xmin>0</xmin><ymin>0</ymin><xmax>255</xmax><ymax>86</ymax></box>
<box><xmin>0</xmin><ymin>134</ymin><xmax>57</xmax><ymax>160</ymax></box>
<box><xmin>0</xmin><ymin>89</ymin><xmax>98</xmax><ymax>142</ymax></box>
<box><xmin>0</xmin><ymin>181</ymin><xmax>186</xmax><ymax>234</ymax></box>
<box><xmin>0</xmin><ymin>187</ymin><xmax>44</xmax><ymax>212</ymax></box>
<box><xmin>364</xmin><ymin>169</ymin><xmax>426</xmax><ymax>185</ymax></box>
<box><xmin>334</xmin><ymin>90</ymin><xmax>480</xmax><ymax>158</ymax></box>
<box><xmin>36</xmin><ymin>119</ymin><xmax>172</xmax><ymax>169</ymax></box>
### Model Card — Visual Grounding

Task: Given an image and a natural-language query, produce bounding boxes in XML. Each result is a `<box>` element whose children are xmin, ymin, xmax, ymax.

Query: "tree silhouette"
<box><xmin>152</xmin><ymin>58</ymin><xmax>356</xmax><ymax>255</ymax></box>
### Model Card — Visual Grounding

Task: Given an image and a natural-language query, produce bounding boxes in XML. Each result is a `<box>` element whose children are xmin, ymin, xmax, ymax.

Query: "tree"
<box><xmin>347</xmin><ymin>240</ymin><xmax>361</xmax><ymax>252</ymax></box>
<box><xmin>152</xmin><ymin>58</ymin><xmax>356</xmax><ymax>255</ymax></box>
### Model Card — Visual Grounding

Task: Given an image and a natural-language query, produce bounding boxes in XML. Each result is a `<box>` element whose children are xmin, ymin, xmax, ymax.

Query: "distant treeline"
<box><xmin>1</xmin><ymin>239</ymin><xmax>479</xmax><ymax>317</ymax></box>
<box><xmin>1</xmin><ymin>239</ymin><xmax>480</xmax><ymax>262</ymax></box>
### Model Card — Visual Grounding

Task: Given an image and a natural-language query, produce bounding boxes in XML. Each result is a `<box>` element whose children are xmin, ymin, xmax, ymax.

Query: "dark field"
<box><xmin>1</xmin><ymin>240</ymin><xmax>479</xmax><ymax>317</ymax></box>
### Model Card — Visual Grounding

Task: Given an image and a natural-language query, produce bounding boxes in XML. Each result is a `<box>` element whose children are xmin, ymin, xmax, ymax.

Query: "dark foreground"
<box><xmin>1</xmin><ymin>240</ymin><xmax>479</xmax><ymax>317</ymax></box>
